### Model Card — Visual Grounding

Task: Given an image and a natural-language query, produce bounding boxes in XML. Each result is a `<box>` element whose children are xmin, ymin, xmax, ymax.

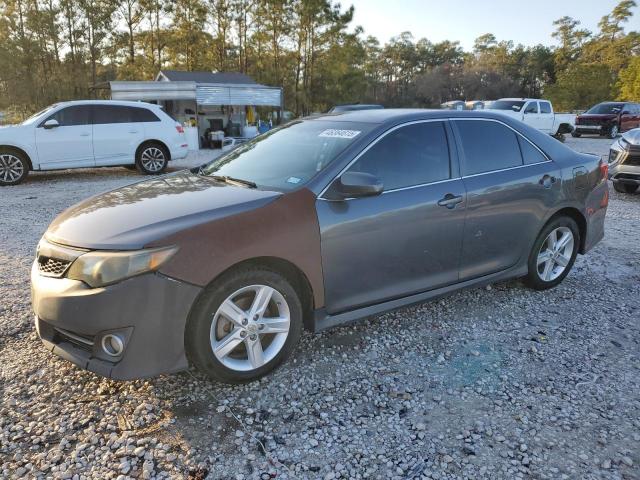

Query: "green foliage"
<box><xmin>617</xmin><ymin>56</ymin><xmax>640</xmax><ymax>100</ymax></box>
<box><xmin>0</xmin><ymin>0</ymin><xmax>638</xmax><ymax>119</ymax></box>
<box><xmin>545</xmin><ymin>63</ymin><xmax>616</xmax><ymax>111</ymax></box>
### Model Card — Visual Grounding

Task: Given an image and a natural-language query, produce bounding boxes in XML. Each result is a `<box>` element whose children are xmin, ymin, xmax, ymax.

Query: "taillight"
<box><xmin>599</xmin><ymin>160</ymin><xmax>608</xmax><ymax>180</ymax></box>
<box><xmin>175</xmin><ymin>125</ymin><xmax>184</xmax><ymax>134</ymax></box>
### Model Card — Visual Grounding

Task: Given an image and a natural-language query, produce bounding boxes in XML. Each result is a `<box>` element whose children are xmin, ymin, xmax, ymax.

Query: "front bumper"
<box><xmin>31</xmin><ymin>263</ymin><xmax>201</xmax><ymax>380</ymax></box>
<box><xmin>608</xmin><ymin>146</ymin><xmax>640</xmax><ymax>185</ymax></box>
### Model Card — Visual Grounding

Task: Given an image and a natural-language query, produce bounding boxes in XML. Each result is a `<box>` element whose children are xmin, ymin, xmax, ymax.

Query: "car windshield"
<box><xmin>489</xmin><ymin>100</ymin><xmax>526</xmax><ymax>112</ymax></box>
<box><xmin>21</xmin><ymin>104</ymin><xmax>59</xmax><ymax>125</ymax></box>
<box><xmin>585</xmin><ymin>103</ymin><xmax>624</xmax><ymax>115</ymax></box>
<box><xmin>198</xmin><ymin>120</ymin><xmax>372</xmax><ymax>191</ymax></box>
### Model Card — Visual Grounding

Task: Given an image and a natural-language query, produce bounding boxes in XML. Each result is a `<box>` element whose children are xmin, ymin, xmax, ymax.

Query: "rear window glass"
<box><xmin>518</xmin><ymin>137</ymin><xmax>547</xmax><ymax>165</ymax></box>
<box><xmin>455</xmin><ymin>120</ymin><xmax>523</xmax><ymax>175</ymax></box>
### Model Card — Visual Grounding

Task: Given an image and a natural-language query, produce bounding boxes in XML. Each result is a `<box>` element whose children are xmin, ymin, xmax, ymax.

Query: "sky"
<box><xmin>348</xmin><ymin>0</ymin><xmax>639</xmax><ymax>50</ymax></box>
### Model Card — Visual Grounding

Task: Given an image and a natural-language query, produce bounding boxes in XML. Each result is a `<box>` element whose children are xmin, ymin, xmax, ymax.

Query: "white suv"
<box><xmin>0</xmin><ymin>100</ymin><xmax>189</xmax><ymax>186</ymax></box>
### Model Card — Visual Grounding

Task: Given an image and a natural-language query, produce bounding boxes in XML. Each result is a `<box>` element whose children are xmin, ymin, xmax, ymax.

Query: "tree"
<box><xmin>617</xmin><ymin>56</ymin><xmax>640</xmax><ymax>100</ymax></box>
<box><xmin>545</xmin><ymin>63</ymin><xmax>615</xmax><ymax>111</ymax></box>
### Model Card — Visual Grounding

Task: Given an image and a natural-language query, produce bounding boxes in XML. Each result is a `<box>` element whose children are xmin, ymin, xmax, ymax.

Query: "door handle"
<box><xmin>129</xmin><ymin>130</ymin><xmax>139</xmax><ymax>134</ymax></box>
<box><xmin>437</xmin><ymin>193</ymin><xmax>463</xmax><ymax>209</ymax></box>
<box><xmin>80</xmin><ymin>132</ymin><xmax>90</xmax><ymax>137</ymax></box>
<box><xmin>538</xmin><ymin>174</ymin><xmax>557</xmax><ymax>188</ymax></box>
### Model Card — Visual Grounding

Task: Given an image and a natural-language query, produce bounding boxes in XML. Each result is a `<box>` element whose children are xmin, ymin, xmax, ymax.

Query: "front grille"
<box><xmin>578</xmin><ymin>118</ymin><xmax>603</xmax><ymax>126</ymax></box>
<box><xmin>622</xmin><ymin>155</ymin><xmax>640</xmax><ymax>166</ymax></box>
<box><xmin>38</xmin><ymin>257</ymin><xmax>71</xmax><ymax>277</ymax></box>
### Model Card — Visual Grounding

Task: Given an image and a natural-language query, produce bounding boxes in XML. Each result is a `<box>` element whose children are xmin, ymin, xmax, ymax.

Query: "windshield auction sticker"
<box><xmin>319</xmin><ymin>129</ymin><xmax>361</xmax><ymax>139</ymax></box>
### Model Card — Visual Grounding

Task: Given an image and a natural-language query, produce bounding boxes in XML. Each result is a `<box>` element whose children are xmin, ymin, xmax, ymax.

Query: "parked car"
<box><xmin>486</xmin><ymin>98</ymin><xmax>575</xmax><ymax>139</ymax></box>
<box><xmin>31</xmin><ymin>109</ymin><xmax>608</xmax><ymax>383</ymax></box>
<box><xmin>0</xmin><ymin>100</ymin><xmax>188</xmax><ymax>186</ymax></box>
<box><xmin>573</xmin><ymin>102</ymin><xmax>640</xmax><ymax>139</ymax></box>
<box><xmin>608</xmin><ymin>127</ymin><xmax>640</xmax><ymax>194</ymax></box>
<box><xmin>329</xmin><ymin>104</ymin><xmax>383</xmax><ymax>113</ymax></box>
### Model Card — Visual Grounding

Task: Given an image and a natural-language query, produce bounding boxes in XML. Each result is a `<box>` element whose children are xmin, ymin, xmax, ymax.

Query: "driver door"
<box><xmin>316</xmin><ymin>121</ymin><xmax>467</xmax><ymax>314</ymax></box>
<box><xmin>34</xmin><ymin>105</ymin><xmax>94</xmax><ymax>169</ymax></box>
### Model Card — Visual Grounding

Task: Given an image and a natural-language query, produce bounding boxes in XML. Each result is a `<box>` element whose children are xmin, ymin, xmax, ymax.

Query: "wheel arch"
<box><xmin>136</xmin><ymin>139</ymin><xmax>171</xmax><ymax>161</ymax></box>
<box><xmin>545</xmin><ymin>207</ymin><xmax>587</xmax><ymax>254</ymax></box>
<box><xmin>0</xmin><ymin>144</ymin><xmax>34</xmax><ymax>170</ymax></box>
<box><xmin>188</xmin><ymin>256</ymin><xmax>316</xmax><ymax>332</ymax></box>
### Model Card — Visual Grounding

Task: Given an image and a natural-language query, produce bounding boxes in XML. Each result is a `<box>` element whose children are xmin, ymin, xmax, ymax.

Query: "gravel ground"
<box><xmin>1</xmin><ymin>137</ymin><xmax>639</xmax><ymax>480</ymax></box>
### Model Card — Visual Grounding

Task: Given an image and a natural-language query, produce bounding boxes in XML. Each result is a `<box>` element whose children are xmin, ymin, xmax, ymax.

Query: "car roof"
<box><xmin>55</xmin><ymin>100</ymin><xmax>162</xmax><ymax>109</ymax></box>
<box><xmin>308</xmin><ymin>108</ymin><xmax>527</xmax><ymax>125</ymax></box>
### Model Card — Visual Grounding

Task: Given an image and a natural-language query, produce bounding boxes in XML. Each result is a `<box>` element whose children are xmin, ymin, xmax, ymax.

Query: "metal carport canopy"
<box><xmin>197</xmin><ymin>83</ymin><xmax>282</xmax><ymax>106</ymax></box>
<box><xmin>110</xmin><ymin>81</ymin><xmax>196</xmax><ymax>101</ymax></box>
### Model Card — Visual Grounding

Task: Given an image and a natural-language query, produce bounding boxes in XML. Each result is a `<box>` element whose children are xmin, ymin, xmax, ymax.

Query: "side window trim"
<box><xmin>317</xmin><ymin>119</ymin><xmax>457</xmax><ymax>200</ymax></box>
<box><xmin>450</xmin><ymin>118</ymin><xmax>551</xmax><ymax>178</ymax></box>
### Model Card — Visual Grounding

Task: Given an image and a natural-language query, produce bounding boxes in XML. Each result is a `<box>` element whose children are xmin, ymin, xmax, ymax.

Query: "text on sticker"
<box><xmin>318</xmin><ymin>129</ymin><xmax>361</xmax><ymax>139</ymax></box>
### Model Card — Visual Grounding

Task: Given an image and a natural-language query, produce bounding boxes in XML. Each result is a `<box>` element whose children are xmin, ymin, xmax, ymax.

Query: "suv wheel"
<box><xmin>525</xmin><ymin>217</ymin><xmax>579</xmax><ymax>290</ymax></box>
<box><xmin>185</xmin><ymin>267</ymin><xmax>303</xmax><ymax>383</ymax></box>
<box><xmin>0</xmin><ymin>150</ymin><xmax>29</xmax><ymax>186</ymax></box>
<box><xmin>613</xmin><ymin>182</ymin><xmax>638</xmax><ymax>194</ymax></box>
<box><xmin>136</xmin><ymin>143</ymin><xmax>168</xmax><ymax>174</ymax></box>
<box><xmin>608</xmin><ymin>124</ymin><xmax>619</xmax><ymax>139</ymax></box>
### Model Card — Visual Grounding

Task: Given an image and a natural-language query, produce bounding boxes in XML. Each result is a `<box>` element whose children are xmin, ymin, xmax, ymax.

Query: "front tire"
<box><xmin>613</xmin><ymin>182</ymin><xmax>638</xmax><ymax>194</ymax></box>
<box><xmin>608</xmin><ymin>124</ymin><xmax>619</xmax><ymax>139</ymax></box>
<box><xmin>0</xmin><ymin>149</ymin><xmax>29</xmax><ymax>186</ymax></box>
<box><xmin>136</xmin><ymin>142</ymin><xmax>168</xmax><ymax>175</ymax></box>
<box><xmin>525</xmin><ymin>217</ymin><xmax>580</xmax><ymax>291</ymax></box>
<box><xmin>185</xmin><ymin>267</ymin><xmax>303</xmax><ymax>383</ymax></box>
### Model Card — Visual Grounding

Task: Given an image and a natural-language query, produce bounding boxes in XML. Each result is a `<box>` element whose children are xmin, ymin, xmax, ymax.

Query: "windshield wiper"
<box><xmin>210</xmin><ymin>175</ymin><xmax>257</xmax><ymax>189</ymax></box>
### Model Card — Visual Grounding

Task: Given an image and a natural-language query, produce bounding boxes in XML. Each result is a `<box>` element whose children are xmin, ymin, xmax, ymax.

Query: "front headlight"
<box><xmin>67</xmin><ymin>246</ymin><xmax>178</xmax><ymax>287</ymax></box>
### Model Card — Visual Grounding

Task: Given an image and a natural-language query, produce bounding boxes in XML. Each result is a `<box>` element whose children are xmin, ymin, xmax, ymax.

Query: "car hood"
<box><xmin>621</xmin><ymin>128</ymin><xmax>640</xmax><ymax>145</ymax></box>
<box><xmin>578</xmin><ymin>114</ymin><xmax>617</xmax><ymax>121</ymax></box>
<box><xmin>46</xmin><ymin>171</ymin><xmax>283</xmax><ymax>250</ymax></box>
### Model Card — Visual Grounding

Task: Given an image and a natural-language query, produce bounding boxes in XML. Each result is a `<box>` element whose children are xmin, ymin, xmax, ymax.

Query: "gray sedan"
<box><xmin>31</xmin><ymin>109</ymin><xmax>608</xmax><ymax>383</ymax></box>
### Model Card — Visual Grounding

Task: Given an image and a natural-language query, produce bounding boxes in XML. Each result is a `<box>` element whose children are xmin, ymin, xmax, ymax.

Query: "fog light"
<box><xmin>101</xmin><ymin>334</ymin><xmax>124</xmax><ymax>357</ymax></box>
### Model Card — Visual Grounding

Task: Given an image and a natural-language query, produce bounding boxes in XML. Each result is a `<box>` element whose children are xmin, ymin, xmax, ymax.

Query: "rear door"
<box><xmin>34</xmin><ymin>105</ymin><xmax>94</xmax><ymax>169</ymax></box>
<box><xmin>538</xmin><ymin>101</ymin><xmax>555</xmax><ymax>133</ymax></box>
<box><xmin>92</xmin><ymin>105</ymin><xmax>145</xmax><ymax>166</ymax></box>
<box><xmin>452</xmin><ymin>119</ymin><xmax>562</xmax><ymax>280</ymax></box>
<box><xmin>316</xmin><ymin>120</ymin><xmax>467</xmax><ymax>313</ymax></box>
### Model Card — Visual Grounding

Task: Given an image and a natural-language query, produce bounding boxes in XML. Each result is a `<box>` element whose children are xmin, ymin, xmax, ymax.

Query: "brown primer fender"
<box><xmin>147</xmin><ymin>187</ymin><xmax>325</xmax><ymax>309</ymax></box>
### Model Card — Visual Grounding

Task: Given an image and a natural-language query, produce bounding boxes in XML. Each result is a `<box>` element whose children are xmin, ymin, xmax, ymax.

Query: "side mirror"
<box><xmin>43</xmin><ymin>119</ymin><xmax>59</xmax><ymax>129</ymax></box>
<box><xmin>621</xmin><ymin>111</ymin><xmax>630</xmax><ymax>116</ymax></box>
<box><xmin>336</xmin><ymin>172</ymin><xmax>383</xmax><ymax>198</ymax></box>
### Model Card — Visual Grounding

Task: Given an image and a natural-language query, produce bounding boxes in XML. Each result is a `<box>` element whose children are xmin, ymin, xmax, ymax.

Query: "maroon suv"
<box><xmin>573</xmin><ymin>102</ymin><xmax>640</xmax><ymax>139</ymax></box>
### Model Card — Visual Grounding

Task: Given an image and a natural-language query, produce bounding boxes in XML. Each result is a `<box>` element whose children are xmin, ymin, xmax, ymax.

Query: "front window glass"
<box><xmin>199</xmin><ymin>120</ymin><xmax>372</xmax><ymax>191</ymax></box>
<box><xmin>43</xmin><ymin>105</ymin><xmax>91</xmax><ymax>126</ymax></box>
<box><xmin>348</xmin><ymin>122</ymin><xmax>451</xmax><ymax>190</ymax></box>
<box><xmin>586</xmin><ymin>103</ymin><xmax>624</xmax><ymax>115</ymax></box>
<box><xmin>489</xmin><ymin>100</ymin><xmax>526</xmax><ymax>112</ymax></box>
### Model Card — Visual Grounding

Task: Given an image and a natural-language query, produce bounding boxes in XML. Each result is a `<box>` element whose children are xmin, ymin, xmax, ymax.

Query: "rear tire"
<box><xmin>0</xmin><ymin>149</ymin><xmax>29</xmax><ymax>186</ymax></box>
<box><xmin>571</xmin><ymin>132</ymin><xmax>581</xmax><ymax>138</ymax></box>
<box><xmin>525</xmin><ymin>216</ymin><xmax>580</xmax><ymax>291</ymax></box>
<box><xmin>613</xmin><ymin>182</ymin><xmax>638</xmax><ymax>194</ymax></box>
<box><xmin>185</xmin><ymin>267</ymin><xmax>303</xmax><ymax>384</ymax></box>
<box><xmin>135</xmin><ymin>142</ymin><xmax>168</xmax><ymax>175</ymax></box>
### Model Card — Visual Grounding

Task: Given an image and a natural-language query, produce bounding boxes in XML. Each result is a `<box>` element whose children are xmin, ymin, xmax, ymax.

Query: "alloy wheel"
<box><xmin>536</xmin><ymin>226</ymin><xmax>574</xmax><ymax>282</ymax></box>
<box><xmin>609</xmin><ymin>125</ymin><xmax>619</xmax><ymax>138</ymax></box>
<box><xmin>140</xmin><ymin>147</ymin><xmax>166</xmax><ymax>172</ymax></box>
<box><xmin>210</xmin><ymin>285</ymin><xmax>290</xmax><ymax>372</ymax></box>
<box><xmin>0</xmin><ymin>154</ymin><xmax>24</xmax><ymax>183</ymax></box>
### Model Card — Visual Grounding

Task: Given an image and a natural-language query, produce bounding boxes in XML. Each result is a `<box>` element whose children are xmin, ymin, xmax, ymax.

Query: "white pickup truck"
<box><xmin>486</xmin><ymin>98</ymin><xmax>575</xmax><ymax>140</ymax></box>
